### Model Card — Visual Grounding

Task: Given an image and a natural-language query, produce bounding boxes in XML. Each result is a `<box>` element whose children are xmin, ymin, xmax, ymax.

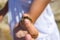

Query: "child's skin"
<box><xmin>27</xmin><ymin>0</ymin><xmax>51</xmax><ymax>23</ymax></box>
<box><xmin>0</xmin><ymin>0</ymin><xmax>51</xmax><ymax>39</ymax></box>
<box><xmin>0</xmin><ymin>0</ymin><xmax>51</xmax><ymax>23</ymax></box>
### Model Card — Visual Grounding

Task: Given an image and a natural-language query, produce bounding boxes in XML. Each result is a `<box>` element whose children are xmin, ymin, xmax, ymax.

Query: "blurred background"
<box><xmin>0</xmin><ymin>0</ymin><xmax>60</xmax><ymax>40</ymax></box>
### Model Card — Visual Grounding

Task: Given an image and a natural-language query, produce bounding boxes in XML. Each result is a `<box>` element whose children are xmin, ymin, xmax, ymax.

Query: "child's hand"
<box><xmin>14</xmin><ymin>14</ymin><xmax>38</xmax><ymax>40</ymax></box>
<box><xmin>16</xmin><ymin>30</ymin><xmax>28</xmax><ymax>38</ymax></box>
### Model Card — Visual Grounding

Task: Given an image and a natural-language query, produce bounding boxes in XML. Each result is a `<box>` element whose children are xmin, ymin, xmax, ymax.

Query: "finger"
<box><xmin>16</xmin><ymin>30</ymin><xmax>28</xmax><ymax>38</ymax></box>
<box><xmin>24</xmin><ymin>19</ymin><xmax>38</xmax><ymax>38</ymax></box>
<box><xmin>25</xmin><ymin>34</ymin><xmax>34</xmax><ymax>40</ymax></box>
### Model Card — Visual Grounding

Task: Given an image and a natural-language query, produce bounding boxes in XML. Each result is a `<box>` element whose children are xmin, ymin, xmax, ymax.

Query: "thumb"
<box><xmin>24</xmin><ymin>19</ymin><xmax>36</xmax><ymax>33</ymax></box>
<box><xmin>25</xmin><ymin>34</ymin><xmax>34</xmax><ymax>40</ymax></box>
<box><xmin>24</xmin><ymin>19</ymin><xmax>38</xmax><ymax>38</ymax></box>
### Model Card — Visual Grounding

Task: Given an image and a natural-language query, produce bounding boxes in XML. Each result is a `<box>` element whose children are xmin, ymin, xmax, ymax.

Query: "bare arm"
<box><xmin>28</xmin><ymin>0</ymin><xmax>51</xmax><ymax>23</ymax></box>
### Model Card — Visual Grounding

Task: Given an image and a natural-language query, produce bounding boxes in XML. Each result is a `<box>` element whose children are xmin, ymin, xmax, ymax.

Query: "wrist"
<box><xmin>22</xmin><ymin>13</ymin><xmax>34</xmax><ymax>23</ymax></box>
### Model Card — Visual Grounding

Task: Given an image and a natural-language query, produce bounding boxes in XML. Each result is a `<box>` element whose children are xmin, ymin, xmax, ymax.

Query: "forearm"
<box><xmin>0</xmin><ymin>2</ymin><xmax>8</xmax><ymax>16</ymax></box>
<box><xmin>28</xmin><ymin>0</ymin><xmax>51</xmax><ymax>23</ymax></box>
